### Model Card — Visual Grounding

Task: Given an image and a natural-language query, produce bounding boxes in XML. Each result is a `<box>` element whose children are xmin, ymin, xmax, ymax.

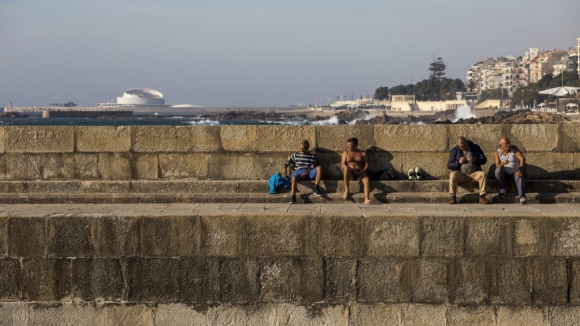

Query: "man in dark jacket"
<box><xmin>448</xmin><ymin>136</ymin><xmax>488</xmax><ymax>204</ymax></box>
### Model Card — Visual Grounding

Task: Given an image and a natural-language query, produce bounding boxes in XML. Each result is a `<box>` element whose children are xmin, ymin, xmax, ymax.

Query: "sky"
<box><xmin>1</xmin><ymin>0</ymin><xmax>579</xmax><ymax>107</ymax></box>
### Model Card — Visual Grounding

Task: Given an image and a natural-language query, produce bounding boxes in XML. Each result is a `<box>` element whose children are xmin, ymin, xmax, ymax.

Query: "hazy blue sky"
<box><xmin>1</xmin><ymin>0</ymin><xmax>578</xmax><ymax>107</ymax></box>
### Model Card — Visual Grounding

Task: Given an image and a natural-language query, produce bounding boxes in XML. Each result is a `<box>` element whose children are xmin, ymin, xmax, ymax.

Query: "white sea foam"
<box><xmin>311</xmin><ymin>115</ymin><xmax>342</xmax><ymax>125</ymax></box>
<box><xmin>452</xmin><ymin>106</ymin><xmax>476</xmax><ymax>122</ymax></box>
<box><xmin>187</xmin><ymin>119</ymin><xmax>220</xmax><ymax>125</ymax></box>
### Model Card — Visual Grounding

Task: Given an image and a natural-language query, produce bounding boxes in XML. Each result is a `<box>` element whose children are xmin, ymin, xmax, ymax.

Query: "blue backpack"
<box><xmin>268</xmin><ymin>173</ymin><xmax>290</xmax><ymax>194</ymax></box>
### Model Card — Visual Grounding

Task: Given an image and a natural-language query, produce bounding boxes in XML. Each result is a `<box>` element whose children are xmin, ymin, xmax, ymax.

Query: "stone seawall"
<box><xmin>0</xmin><ymin>124</ymin><xmax>578</xmax><ymax>181</ymax></box>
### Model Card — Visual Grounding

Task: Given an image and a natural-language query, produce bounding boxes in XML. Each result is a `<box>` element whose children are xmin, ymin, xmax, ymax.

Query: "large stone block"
<box><xmin>179</xmin><ymin>257</ymin><xmax>219</xmax><ymax>302</ymax></box>
<box><xmin>277</xmin><ymin>303</ymin><xmax>348</xmax><ymax>326</ymax></box>
<box><xmin>142</xmin><ymin>216</ymin><xmax>198</xmax><ymax>257</ymax></box>
<box><xmin>401</xmin><ymin>153</ymin><xmax>453</xmax><ymax>179</ymax></box>
<box><xmin>489</xmin><ymin>258</ymin><xmax>530</xmax><ymax>305</ymax></box>
<box><xmin>323</xmin><ymin>258</ymin><xmax>356</xmax><ymax>303</ymax></box>
<box><xmin>94</xmin><ymin>304</ymin><xmax>155</xmax><ymax>326</ymax></box>
<box><xmin>364</xmin><ymin>216</ymin><xmax>419</xmax><ymax>257</ymax></box>
<box><xmin>400</xmin><ymin>304</ymin><xmax>445</xmax><ymax>326</ymax></box>
<box><xmin>524</xmin><ymin>152</ymin><xmax>574</xmax><ymax>179</ymax></box>
<box><xmin>446</xmin><ymin>305</ymin><xmax>496</xmax><ymax>326</ymax></box>
<box><xmin>22</xmin><ymin>258</ymin><xmax>71</xmax><ymax>301</ymax></box>
<box><xmin>349</xmin><ymin>303</ymin><xmax>400</xmax><ymax>326</ymax></box>
<box><xmin>531</xmin><ymin>257</ymin><xmax>567</xmax><ymax>305</ymax></box>
<box><xmin>452</xmin><ymin>258</ymin><xmax>488</xmax><ymax>305</ymax></box>
<box><xmin>134</xmin><ymin>154</ymin><xmax>158</xmax><ymax>179</ymax></box>
<box><xmin>316</xmin><ymin>125</ymin><xmax>375</xmax><ymax>152</ymax></box>
<box><xmin>243</xmin><ymin>216</ymin><xmax>307</xmax><ymax>256</ymax></box>
<box><xmin>259</xmin><ymin>258</ymin><xmax>296</xmax><ymax>302</ymax></box>
<box><xmin>256</xmin><ymin>126</ymin><xmax>317</xmax><ymax>152</ymax></box>
<box><xmin>292</xmin><ymin>257</ymin><xmax>324</xmax><ymax>302</ymax></box>
<box><xmin>200</xmin><ymin>215</ymin><xmax>242</xmax><ymax>256</ymax></box>
<box><xmin>420</xmin><ymin>216</ymin><xmax>463</xmax><ymax>257</ymax></box>
<box><xmin>72</xmin><ymin>258</ymin><xmax>124</xmax><ymax>301</ymax></box>
<box><xmin>559</xmin><ymin>123</ymin><xmax>580</xmax><ymax>152</ymax></box>
<box><xmin>0</xmin><ymin>217</ymin><xmax>7</xmax><ymax>257</ymax></box>
<box><xmin>6</xmin><ymin>126</ymin><xmax>74</xmax><ymax>153</ymax></box>
<box><xmin>80</xmin><ymin>181</ymin><xmax>131</xmax><ymax>193</ymax></box>
<box><xmin>549</xmin><ymin>306</ymin><xmax>580</xmax><ymax>326</ymax></box>
<box><xmin>0</xmin><ymin>127</ymin><xmax>5</xmax><ymax>154</ymax></box>
<box><xmin>126</xmin><ymin>258</ymin><xmax>179</xmax><ymax>302</ymax></box>
<box><xmin>47</xmin><ymin>216</ymin><xmax>98</xmax><ymax>258</ymax></box>
<box><xmin>497</xmin><ymin>306</ymin><xmax>547</xmax><ymax>326</ymax></box>
<box><xmin>568</xmin><ymin>259</ymin><xmax>580</xmax><ymax>304</ymax></box>
<box><xmin>132</xmin><ymin>126</ymin><xmax>191</xmax><ymax>152</ymax></box>
<box><xmin>39</xmin><ymin>154</ymin><xmax>99</xmax><ymax>180</ymax></box>
<box><xmin>447</xmin><ymin>124</ymin><xmax>510</xmax><ymax>152</ymax></box>
<box><xmin>548</xmin><ymin>217</ymin><xmax>580</xmax><ymax>256</ymax></box>
<box><xmin>0</xmin><ymin>259</ymin><xmax>21</xmax><ymax>301</ymax></box>
<box><xmin>509</xmin><ymin>124</ymin><xmax>559</xmax><ymax>152</ymax></box>
<box><xmin>0</xmin><ymin>302</ymin><xmax>27</xmax><ymax>326</ymax></box>
<box><xmin>159</xmin><ymin>153</ymin><xmax>209</xmax><ymax>179</ymax></box>
<box><xmin>315</xmin><ymin>151</ymin><xmax>346</xmax><ymax>180</ymax></box>
<box><xmin>309</xmin><ymin>216</ymin><xmax>362</xmax><ymax>257</ymax></box>
<box><xmin>190</xmin><ymin>126</ymin><xmax>222</xmax><ymax>151</ymax></box>
<box><xmin>219</xmin><ymin>125</ymin><xmax>258</xmax><ymax>151</ymax></box>
<box><xmin>98</xmin><ymin>153</ymin><xmax>133</xmax><ymax>180</ymax></box>
<box><xmin>513</xmin><ymin>217</ymin><xmax>546</xmax><ymax>256</ymax></box>
<box><xmin>8</xmin><ymin>217</ymin><xmax>46</xmax><ymax>257</ymax></box>
<box><xmin>411</xmin><ymin>259</ymin><xmax>450</xmax><ymax>303</ymax></box>
<box><xmin>375</xmin><ymin>125</ymin><xmax>448</xmax><ymax>152</ymax></box>
<box><xmin>76</xmin><ymin>126</ymin><xmax>132</xmax><ymax>152</ymax></box>
<box><xmin>219</xmin><ymin>258</ymin><xmax>259</xmax><ymax>303</ymax></box>
<box><xmin>465</xmin><ymin>216</ymin><xmax>510</xmax><ymax>256</ymax></box>
<box><xmin>98</xmin><ymin>216</ymin><xmax>141</xmax><ymax>257</ymax></box>
<box><xmin>356</xmin><ymin>258</ymin><xmax>408</xmax><ymax>303</ymax></box>
<box><xmin>208</xmin><ymin>153</ymin><xmax>286</xmax><ymax>180</ymax></box>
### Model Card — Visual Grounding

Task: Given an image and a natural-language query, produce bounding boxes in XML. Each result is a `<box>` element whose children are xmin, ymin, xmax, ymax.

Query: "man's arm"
<box><xmin>341</xmin><ymin>151</ymin><xmax>349</xmax><ymax>171</ymax></box>
<box><xmin>494</xmin><ymin>150</ymin><xmax>501</xmax><ymax>167</ymax></box>
<box><xmin>360</xmin><ymin>152</ymin><xmax>369</xmax><ymax>174</ymax></box>
<box><xmin>513</xmin><ymin>145</ymin><xmax>525</xmax><ymax>177</ymax></box>
<box><xmin>447</xmin><ymin>148</ymin><xmax>459</xmax><ymax>170</ymax></box>
<box><xmin>473</xmin><ymin>145</ymin><xmax>487</xmax><ymax>165</ymax></box>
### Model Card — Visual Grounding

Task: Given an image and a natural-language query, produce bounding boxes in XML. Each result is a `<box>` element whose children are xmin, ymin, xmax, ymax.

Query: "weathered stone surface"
<box><xmin>0</xmin><ymin>127</ymin><xmax>5</xmax><ymax>154</ymax></box>
<box><xmin>376</xmin><ymin>125</ymin><xmax>448</xmax><ymax>152</ymax></box>
<box><xmin>448</xmin><ymin>124</ymin><xmax>510</xmax><ymax>152</ymax></box>
<box><xmin>497</xmin><ymin>306</ymin><xmax>546</xmax><ymax>326</ymax></box>
<box><xmin>315</xmin><ymin>151</ymin><xmax>344</xmax><ymax>180</ymax></box>
<box><xmin>9</xmin><ymin>217</ymin><xmax>46</xmax><ymax>257</ymax></box>
<box><xmin>39</xmin><ymin>154</ymin><xmax>99</xmax><ymax>180</ymax></box>
<box><xmin>365</xmin><ymin>216</ymin><xmax>419</xmax><ymax>257</ymax></box>
<box><xmin>411</xmin><ymin>259</ymin><xmax>450</xmax><ymax>303</ymax></box>
<box><xmin>179</xmin><ymin>257</ymin><xmax>219</xmax><ymax>302</ymax></box>
<box><xmin>190</xmin><ymin>126</ymin><xmax>222</xmax><ymax>152</ymax></box>
<box><xmin>98</xmin><ymin>216</ymin><xmax>141</xmax><ymax>257</ymax></box>
<box><xmin>23</xmin><ymin>180</ymin><xmax>80</xmax><ymax>193</ymax></box>
<box><xmin>159</xmin><ymin>153</ymin><xmax>208</xmax><ymax>179</ymax></box>
<box><xmin>292</xmin><ymin>258</ymin><xmax>324</xmax><ymax>302</ymax></box>
<box><xmin>398</xmin><ymin>180</ymin><xmax>446</xmax><ymax>192</ymax></box>
<box><xmin>400</xmin><ymin>303</ymin><xmax>445</xmax><ymax>326</ymax></box>
<box><xmin>200</xmin><ymin>216</ymin><xmax>242</xmax><ymax>256</ymax></box>
<box><xmin>72</xmin><ymin>258</ymin><xmax>124</xmax><ymax>301</ymax></box>
<box><xmin>208</xmin><ymin>153</ymin><xmax>286</xmax><ymax>180</ymax></box>
<box><xmin>219</xmin><ymin>125</ymin><xmax>259</xmax><ymax>151</ymax></box>
<box><xmin>316</xmin><ymin>125</ymin><xmax>375</xmax><ymax>152</ymax></box>
<box><xmin>452</xmin><ymin>258</ymin><xmax>488</xmax><ymax>305</ymax></box>
<box><xmin>446</xmin><ymin>305</ymin><xmax>496</xmax><ymax>326</ymax></box>
<box><xmin>22</xmin><ymin>258</ymin><xmax>71</xmax><ymax>301</ymax></box>
<box><xmin>349</xmin><ymin>303</ymin><xmax>400</xmax><ymax>326</ymax></box>
<box><xmin>548</xmin><ymin>217</ymin><xmax>580</xmax><ymax>256</ymax></box>
<box><xmin>219</xmin><ymin>258</ymin><xmax>259</xmax><ymax>303</ymax></box>
<box><xmin>142</xmin><ymin>216</ymin><xmax>198</xmax><ymax>257</ymax></box>
<box><xmin>6</xmin><ymin>126</ymin><xmax>74</xmax><ymax>153</ymax></box>
<box><xmin>490</xmin><ymin>258</ymin><xmax>530</xmax><ymax>305</ymax></box>
<box><xmin>309</xmin><ymin>216</ymin><xmax>362</xmax><ymax>257</ymax></box>
<box><xmin>401</xmin><ymin>153</ymin><xmax>453</xmax><ymax>179</ymax></box>
<box><xmin>0</xmin><ymin>181</ymin><xmax>24</xmax><ymax>193</ymax></box>
<box><xmin>560</xmin><ymin>123</ymin><xmax>580</xmax><ymax>152</ymax></box>
<box><xmin>257</xmin><ymin>126</ymin><xmax>317</xmax><ymax>152</ymax></box>
<box><xmin>323</xmin><ymin>258</ymin><xmax>356</xmax><ymax>303</ymax></box>
<box><xmin>357</xmin><ymin>258</ymin><xmax>408</xmax><ymax>303</ymax></box>
<box><xmin>569</xmin><ymin>259</ymin><xmax>580</xmax><ymax>304</ymax></box>
<box><xmin>243</xmin><ymin>216</ymin><xmax>307</xmax><ymax>256</ymax></box>
<box><xmin>95</xmin><ymin>303</ymin><xmax>155</xmax><ymax>326</ymax></box>
<box><xmin>76</xmin><ymin>126</ymin><xmax>131</xmax><ymax>152</ymax></box>
<box><xmin>98</xmin><ymin>153</ymin><xmax>133</xmax><ymax>180</ymax></box>
<box><xmin>132</xmin><ymin>126</ymin><xmax>191</xmax><ymax>152</ymax></box>
<box><xmin>79</xmin><ymin>181</ymin><xmax>130</xmax><ymax>193</ymax></box>
<box><xmin>0</xmin><ymin>302</ymin><xmax>27</xmax><ymax>326</ymax></box>
<box><xmin>420</xmin><ymin>216</ymin><xmax>463</xmax><ymax>257</ymax></box>
<box><xmin>465</xmin><ymin>216</ymin><xmax>510</xmax><ymax>256</ymax></box>
<box><xmin>126</xmin><ymin>258</ymin><xmax>179</xmax><ymax>302</ymax></box>
<box><xmin>259</xmin><ymin>258</ymin><xmax>296</xmax><ymax>302</ymax></box>
<box><xmin>47</xmin><ymin>216</ymin><xmax>98</xmax><ymax>258</ymax></box>
<box><xmin>0</xmin><ymin>259</ymin><xmax>21</xmax><ymax>301</ymax></box>
<box><xmin>0</xmin><ymin>218</ymin><xmax>7</xmax><ymax>257</ymax></box>
<box><xmin>134</xmin><ymin>154</ymin><xmax>158</xmax><ymax>179</ymax></box>
<box><xmin>509</xmin><ymin>124</ymin><xmax>559</xmax><ymax>152</ymax></box>
<box><xmin>524</xmin><ymin>153</ymin><xmax>575</xmax><ymax>179</ymax></box>
<box><xmin>513</xmin><ymin>217</ymin><xmax>547</xmax><ymax>256</ymax></box>
<box><xmin>277</xmin><ymin>303</ymin><xmax>348</xmax><ymax>326</ymax></box>
<box><xmin>549</xmin><ymin>306</ymin><xmax>580</xmax><ymax>325</ymax></box>
<box><xmin>531</xmin><ymin>257</ymin><xmax>567</xmax><ymax>305</ymax></box>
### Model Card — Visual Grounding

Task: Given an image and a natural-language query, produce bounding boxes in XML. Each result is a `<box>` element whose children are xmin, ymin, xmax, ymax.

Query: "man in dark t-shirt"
<box><xmin>282</xmin><ymin>140</ymin><xmax>322</xmax><ymax>204</ymax></box>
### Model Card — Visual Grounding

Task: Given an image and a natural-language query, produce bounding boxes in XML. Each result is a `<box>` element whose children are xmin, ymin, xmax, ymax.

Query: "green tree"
<box><xmin>467</xmin><ymin>80</ymin><xmax>476</xmax><ymax>92</ymax></box>
<box><xmin>374</xmin><ymin>86</ymin><xmax>389</xmax><ymax>100</ymax></box>
<box><xmin>429</xmin><ymin>57</ymin><xmax>447</xmax><ymax>81</ymax></box>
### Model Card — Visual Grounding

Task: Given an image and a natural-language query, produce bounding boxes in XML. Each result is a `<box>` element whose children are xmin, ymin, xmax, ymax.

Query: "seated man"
<box><xmin>448</xmin><ymin>136</ymin><xmax>488</xmax><ymax>204</ymax></box>
<box><xmin>494</xmin><ymin>137</ymin><xmax>527</xmax><ymax>204</ymax></box>
<box><xmin>341</xmin><ymin>137</ymin><xmax>371</xmax><ymax>204</ymax></box>
<box><xmin>282</xmin><ymin>140</ymin><xmax>322</xmax><ymax>204</ymax></box>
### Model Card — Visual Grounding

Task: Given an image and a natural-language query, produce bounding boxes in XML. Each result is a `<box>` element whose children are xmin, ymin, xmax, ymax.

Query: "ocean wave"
<box><xmin>186</xmin><ymin>119</ymin><xmax>220</xmax><ymax>125</ymax></box>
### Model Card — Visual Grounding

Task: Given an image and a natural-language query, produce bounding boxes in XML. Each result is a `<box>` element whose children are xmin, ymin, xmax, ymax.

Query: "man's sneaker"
<box><xmin>313</xmin><ymin>186</ymin><xmax>322</xmax><ymax>197</ymax></box>
<box><xmin>449</xmin><ymin>196</ymin><xmax>457</xmax><ymax>204</ymax></box>
<box><xmin>408</xmin><ymin>169</ymin><xmax>416</xmax><ymax>179</ymax></box>
<box><xmin>290</xmin><ymin>195</ymin><xmax>296</xmax><ymax>204</ymax></box>
<box><xmin>415</xmin><ymin>167</ymin><xmax>423</xmax><ymax>180</ymax></box>
<box><xmin>479</xmin><ymin>196</ymin><xmax>488</xmax><ymax>204</ymax></box>
<box><xmin>498</xmin><ymin>189</ymin><xmax>505</xmax><ymax>198</ymax></box>
<box><xmin>520</xmin><ymin>197</ymin><xmax>527</xmax><ymax>205</ymax></box>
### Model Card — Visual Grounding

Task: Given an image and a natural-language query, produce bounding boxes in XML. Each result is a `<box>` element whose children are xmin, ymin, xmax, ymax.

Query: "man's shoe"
<box><xmin>313</xmin><ymin>186</ymin><xmax>322</xmax><ymax>197</ymax></box>
<box><xmin>498</xmin><ymin>189</ymin><xmax>505</xmax><ymax>198</ymax></box>
<box><xmin>415</xmin><ymin>167</ymin><xmax>423</xmax><ymax>180</ymax></box>
<box><xmin>520</xmin><ymin>197</ymin><xmax>527</xmax><ymax>205</ymax></box>
<box><xmin>449</xmin><ymin>196</ymin><xmax>457</xmax><ymax>204</ymax></box>
<box><xmin>479</xmin><ymin>196</ymin><xmax>488</xmax><ymax>204</ymax></box>
<box><xmin>290</xmin><ymin>195</ymin><xmax>297</xmax><ymax>204</ymax></box>
<box><xmin>408</xmin><ymin>169</ymin><xmax>415</xmax><ymax>179</ymax></box>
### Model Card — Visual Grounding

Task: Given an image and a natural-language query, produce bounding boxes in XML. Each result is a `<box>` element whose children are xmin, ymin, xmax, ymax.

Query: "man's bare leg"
<box><xmin>343</xmin><ymin>169</ymin><xmax>352</xmax><ymax>200</ymax></box>
<box><xmin>291</xmin><ymin>176</ymin><xmax>298</xmax><ymax>196</ymax></box>
<box><xmin>362</xmin><ymin>175</ymin><xmax>371</xmax><ymax>204</ymax></box>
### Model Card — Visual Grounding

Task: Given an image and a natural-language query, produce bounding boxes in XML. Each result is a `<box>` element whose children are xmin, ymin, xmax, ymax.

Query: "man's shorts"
<box><xmin>292</xmin><ymin>168</ymin><xmax>317</xmax><ymax>181</ymax></box>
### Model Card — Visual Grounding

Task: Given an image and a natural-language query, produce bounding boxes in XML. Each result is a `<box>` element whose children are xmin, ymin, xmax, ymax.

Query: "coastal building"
<box><xmin>97</xmin><ymin>88</ymin><xmax>165</xmax><ymax>107</ymax></box>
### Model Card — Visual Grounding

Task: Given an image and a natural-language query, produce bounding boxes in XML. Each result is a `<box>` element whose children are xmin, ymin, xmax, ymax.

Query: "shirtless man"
<box><xmin>341</xmin><ymin>137</ymin><xmax>371</xmax><ymax>204</ymax></box>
